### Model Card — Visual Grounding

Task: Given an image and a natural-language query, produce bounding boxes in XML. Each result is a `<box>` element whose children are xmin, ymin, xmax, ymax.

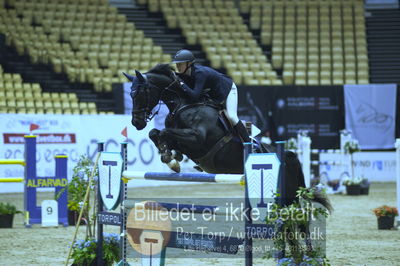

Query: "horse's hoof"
<box><xmin>167</xmin><ymin>160</ymin><xmax>180</xmax><ymax>173</ymax></box>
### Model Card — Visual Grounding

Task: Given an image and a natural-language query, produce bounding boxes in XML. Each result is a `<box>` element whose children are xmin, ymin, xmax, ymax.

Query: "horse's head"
<box><xmin>123</xmin><ymin>70</ymin><xmax>161</xmax><ymax>130</ymax></box>
<box><xmin>124</xmin><ymin>65</ymin><xmax>178</xmax><ymax>130</ymax></box>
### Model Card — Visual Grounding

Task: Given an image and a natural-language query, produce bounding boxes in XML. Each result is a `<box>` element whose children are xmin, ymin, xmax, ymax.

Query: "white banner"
<box><xmin>344</xmin><ymin>84</ymin><xmax>397</xmax><ymax>149</ymax></box>
<box><xmin>123</xmin><ymin>82</ymin><xmax>133</xmax><ymax>114</ymax></box>
<box><xmin>0</xmin><ymin>114</ymin><xmax>198</xmax><ymax>193</ymax></box>
<box><xmin>319</xmin><ymin>151</ymin><xmax>396</xmax><ymax>182</ymax></box>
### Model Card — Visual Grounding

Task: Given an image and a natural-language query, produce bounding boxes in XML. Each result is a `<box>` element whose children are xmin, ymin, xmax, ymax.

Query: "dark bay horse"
<box><xmin>123</xmin><ymin>64</ymin><xmax>313</xmax><ymax>203</ymax></box>
<box><xmin>124</xmin><ymin>64</ymin><xmax>245</xmax><ymax>174</ymax></box>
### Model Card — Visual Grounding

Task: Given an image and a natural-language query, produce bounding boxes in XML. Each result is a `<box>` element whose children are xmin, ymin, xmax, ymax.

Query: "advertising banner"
<box><xmin>0</xmin><ymin>114</ymin><xmax>190</xmax><ymax>193</ymax></box>
<box><xmin>344</xmin><ymin>84</ymin><xmax>397</xmax><ymax>149</ymax></box>
<box><xmin>319</xmin><ymin>151</ymin><xmax>396</xmax><ymax>182</ymax></box>
<box><xmin>268</xmin><ymin>86</ymin><xmax>344</xmax><ymax>149</ymax></box>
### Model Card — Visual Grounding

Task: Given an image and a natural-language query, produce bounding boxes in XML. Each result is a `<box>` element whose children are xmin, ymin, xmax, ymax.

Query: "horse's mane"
<box><xmin>147</xmin><ymin>64</ymin><xmax>174</xmax><ymax>77</ymax></box>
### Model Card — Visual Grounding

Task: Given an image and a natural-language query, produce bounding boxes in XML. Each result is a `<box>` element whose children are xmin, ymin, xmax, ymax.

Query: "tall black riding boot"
<box><xmin>234</xmin><ymin>121</ymin><xmax>251</xmax><ymax>143</ymax></box>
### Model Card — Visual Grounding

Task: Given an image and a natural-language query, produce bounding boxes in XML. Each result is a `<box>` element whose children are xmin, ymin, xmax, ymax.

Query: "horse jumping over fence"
<box><xmin>124</xmin><ymin>64</ymin><xmax>306</xmax><ymax>195</ymax></box>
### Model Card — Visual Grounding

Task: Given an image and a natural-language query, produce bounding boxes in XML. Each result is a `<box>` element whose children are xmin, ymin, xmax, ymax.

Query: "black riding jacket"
<box><xmin>179</xmin><ymin>64</ymin><xmax>233</xmax><ymax>104</ymax></box>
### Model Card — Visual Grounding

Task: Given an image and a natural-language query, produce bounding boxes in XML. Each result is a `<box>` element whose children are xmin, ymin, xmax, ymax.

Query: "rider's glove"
<box><xmin>178</xmin><ymin>80</ymin><xmax>188</xmax><ymax>92</ymax></box>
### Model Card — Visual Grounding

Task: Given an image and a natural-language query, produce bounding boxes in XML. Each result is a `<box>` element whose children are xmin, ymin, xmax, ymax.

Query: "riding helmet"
<box><xmin>172</xmin><ymin>49</ymin><xmax>195</xmax><ymax>63</ymax></box>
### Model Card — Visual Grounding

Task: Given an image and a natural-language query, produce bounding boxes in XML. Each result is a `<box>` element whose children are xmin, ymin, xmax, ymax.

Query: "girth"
<box><xmin>194</xmin><ymin>134</ymin><xmax>233</xmax><ymax>173</ymax></box>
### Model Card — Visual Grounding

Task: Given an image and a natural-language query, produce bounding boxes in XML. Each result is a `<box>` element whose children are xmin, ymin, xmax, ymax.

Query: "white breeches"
<box><xmin>225</xmin><ymin>82</ymin><xmax>239</xmax><ymax>125</ymax></box>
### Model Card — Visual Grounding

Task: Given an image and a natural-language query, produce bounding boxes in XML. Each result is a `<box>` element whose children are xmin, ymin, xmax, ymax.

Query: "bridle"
<box><xmin>131</xmin><ymin>72</ymin><xmax>182</xmax><ymax>123</ymax></box>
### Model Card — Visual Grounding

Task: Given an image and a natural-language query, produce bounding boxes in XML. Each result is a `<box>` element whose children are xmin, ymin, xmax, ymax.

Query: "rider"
<box><xmin>172</xmin><ymin>49</ymin><xmax>251</xmax><ymax>143</ymax></box>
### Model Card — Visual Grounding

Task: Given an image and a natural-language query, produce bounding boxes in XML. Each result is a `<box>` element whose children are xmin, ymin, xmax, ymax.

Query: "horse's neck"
<box><xmin>147</xmin><ymin>72</ymin><xmax>196</xmax><ymax>113</ymax></box>
<box><xmin>162</xmin><ymin>91</ymin><xmax>190</xmax><ymax>113</ymax></box>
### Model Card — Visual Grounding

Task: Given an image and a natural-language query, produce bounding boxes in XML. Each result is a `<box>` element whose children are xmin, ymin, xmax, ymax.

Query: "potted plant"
<box><xmin>372</xmin><ymin>205</ymin><xmax>398</xmax><ymax>230</ymax></box>
<box><xmin>57</xmin><ymin>155</ymin><xmax>98</xmax><ymax>226</ymax></box>
<box><xmin>71</xmin><ymin>233</ymin><xmax>120</xmax><ymax>266</ymax></box>
<box><xmin>343</xmin><ymin>177</ymin><xmax>363</xmax><ymax>195</ymax></box>
<box><xmin>0</xmin><ymin>202</ymin><xmax>22</xmax><ymax>228</ymax></box>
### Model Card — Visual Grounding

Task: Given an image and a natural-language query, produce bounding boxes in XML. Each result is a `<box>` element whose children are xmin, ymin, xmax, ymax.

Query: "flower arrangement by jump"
<box><xmin>56</xmin><ymin>155</ymin><xmax>98</xmax><ymax>228</ymax></box>
<box><xmin>277</xmin><ymin>255</ymin><xmax>329</xmax><ymax>266</ymax></box>
<box><xmin>342</xmin><ymin>176</ymin><xmax>364</xmax><ymax>186</ymax></box>
<box><xmin>343</xmin><ymin>140</ymin><xmax>360</xmax><ymax>154</ymax></box>
<box><xmin>65</xmin><ymin>155</ymin><xmax>98</xmax><ymax>213</ymax></box>
<box><xmin>70</xmin><ymin>233</ymin><xmax>120</xmax><ymax>266</ymax></box>
<box><xmin>373</xmin><ymin>205</ymin><xmax>399</xmax><ymax>218</ymax></box>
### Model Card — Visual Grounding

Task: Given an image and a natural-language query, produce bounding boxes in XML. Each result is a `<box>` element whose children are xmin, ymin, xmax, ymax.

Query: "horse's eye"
<box><xmin>131</xmin><ymin>89</ymin><xmax>138</xmax><ymax>98</ymax></box>
<box><xmin>131</xmin><ymin>83</ymin><xmax>142</xmax><ymax>98</ymax></box>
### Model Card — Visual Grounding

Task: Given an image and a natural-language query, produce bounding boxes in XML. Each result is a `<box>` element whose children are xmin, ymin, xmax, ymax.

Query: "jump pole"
<box><xmin>122</xmin><ymin>171</ymin><xmax>244</xmax><ymax>184</ymax></box>
<box><xmin>0</xmin><ymin>135</ymin><xmax>68</xmax><ymax>227</ymax></box>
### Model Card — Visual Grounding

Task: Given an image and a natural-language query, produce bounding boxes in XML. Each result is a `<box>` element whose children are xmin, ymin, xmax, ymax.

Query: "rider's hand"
<box><xmin>177</xmin><ymin>79</ymin><xmax>187</xmax><ymax>92</ymax></box>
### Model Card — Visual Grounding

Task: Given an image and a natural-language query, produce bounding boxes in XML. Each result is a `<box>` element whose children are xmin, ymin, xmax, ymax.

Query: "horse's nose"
<box><xmin>131</xmin><ymin>116</ymin><xmax>146</xmax><ymax>130</ymax></box>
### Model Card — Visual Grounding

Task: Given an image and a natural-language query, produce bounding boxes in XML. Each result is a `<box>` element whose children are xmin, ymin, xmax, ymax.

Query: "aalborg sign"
<box><xmin>245</xmin><ymin>153</ymin><xmax>280</xmax><ymax>222</ymax></box>
<box><xmin>99</xmin><ymin>152</ymin><xmax>123</xmax><ymax>210</ymax></box>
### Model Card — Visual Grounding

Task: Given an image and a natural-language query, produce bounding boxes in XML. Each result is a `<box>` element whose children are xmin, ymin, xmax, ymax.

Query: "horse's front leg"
<box><xmin>149</xmin><ymin>128</ymin><xmax>183</xmax><ymax>172</ymax></box>
<box><xmin>150</xmin><ymin>128</ymin><xmax>183</xmax><ymax>162</ymax></box>
<box><xmin>149</xmin><ymin>129</ymin><xmax>167</xmax><ymax>162</ymax></box>
<box><xmin>159</xmin><ymin>128</ymin><xmax>207</xmax><ymax>172</ymax></box>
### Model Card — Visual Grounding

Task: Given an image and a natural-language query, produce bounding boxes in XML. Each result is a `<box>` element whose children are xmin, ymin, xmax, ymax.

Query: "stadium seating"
<box><xmin>1</xmin><ymin>0</ymin><xmax>171</xmax><ymax>94</ymax></box>
<box><xmin>0</xmin><ymin>64</ymin><xmax>99</xmax><ymax>114</ymax></box>
<box><xmin>0</xmin><ymin>0</ymin><xmax>371</xmax><ymax>104</ymax></box>
<box><xmin>243</xmin><ymin>0</ymin><xmax>369</xmax><ymax>85</ymax></box>
<box><xmin>157</xmin><ymin>0</ymin><xmax>281</xmax><ymax>85</ymax></box>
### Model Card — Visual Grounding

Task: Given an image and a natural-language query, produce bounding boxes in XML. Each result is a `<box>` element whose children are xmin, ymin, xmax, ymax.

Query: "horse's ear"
<box><xmin>135</xmin><ymin>70</ymin><xmax>146</xmax><ymax>83</ymax></box>
<box><xmin>123</xmin><ymin>72</ymin><xmax>135</xmax><ymax>82</ymax></box>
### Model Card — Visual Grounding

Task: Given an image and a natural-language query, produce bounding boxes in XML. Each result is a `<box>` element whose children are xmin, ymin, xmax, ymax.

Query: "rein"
<box><xmin>147</xmin><ymin>79</ymin><xmax>179</xmax><ymax>122</ymax></box>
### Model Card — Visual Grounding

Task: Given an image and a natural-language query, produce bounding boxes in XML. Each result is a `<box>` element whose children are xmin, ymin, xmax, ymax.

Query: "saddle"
<box><xmin>218</xmin><ymin>110</ymin><xmax>236</xmax><ymax>136</ymax></box>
